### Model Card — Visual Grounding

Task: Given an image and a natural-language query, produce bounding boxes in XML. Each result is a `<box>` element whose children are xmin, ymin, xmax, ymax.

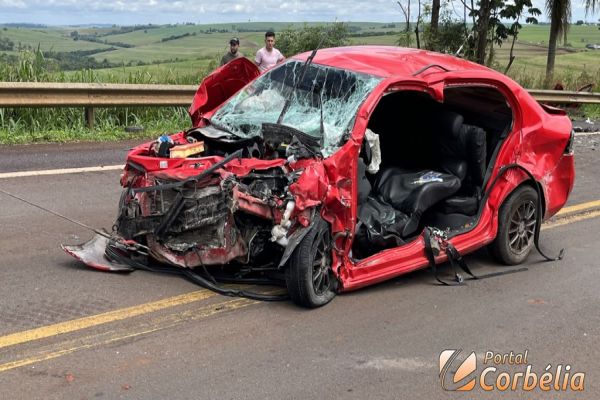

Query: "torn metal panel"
<box><xmin>62</xmin><ymin>234</ymin><xmax>134</xmax><ymax>272</ymax></box>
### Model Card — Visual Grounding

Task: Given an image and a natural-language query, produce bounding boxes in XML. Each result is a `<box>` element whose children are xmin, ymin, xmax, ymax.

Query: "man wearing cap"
<box><xmin>220</xmin><ymin>37</ymin><xmax>244</xmax><ymax>66</ymax></box>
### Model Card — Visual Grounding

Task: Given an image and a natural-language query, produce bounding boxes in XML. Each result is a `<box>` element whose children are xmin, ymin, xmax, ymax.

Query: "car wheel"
<box><xmin>285</xmin><ymin>216</ymin><xmax>337</xmax><ymax>308</ymax></box>
<box><xmin>489</xmin><ymin>185</ymin><xmax>538</xmax><ymax>265</ymax></box>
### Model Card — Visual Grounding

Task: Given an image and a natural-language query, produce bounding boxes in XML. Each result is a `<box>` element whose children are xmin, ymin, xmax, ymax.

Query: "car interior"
<box><xmin>352</xmin><ymin>86</ymin><xmax>514</xmax><ymax>259</ymax></box>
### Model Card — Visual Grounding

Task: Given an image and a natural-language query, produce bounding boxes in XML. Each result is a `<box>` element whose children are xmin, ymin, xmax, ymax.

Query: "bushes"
<box><xmin>0</xmin><ymin>35</ymin><xmax>14</xmax><ymax>51</ymax></box>
<box><xmin>276</xmin><ymin>23</ymin><xmax>350</xmax><ymax>57</ymax></box>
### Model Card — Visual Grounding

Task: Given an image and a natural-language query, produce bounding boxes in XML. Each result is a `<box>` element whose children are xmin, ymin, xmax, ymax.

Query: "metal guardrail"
<box><xmin>0</xmin><ymin>82</ymin><xmax>197</xmax><ymax>107</ymax></box>
<box><xmin>527</xmin><ymin>89</ymin><xmax>600</xmax><ymax>104</ymax></box>
<box><xmin>0</xmin><ymin>82</ymin><xmax>598</xmax><ymax>128</ymax></box>
<box><xmin>0</xmin><ymin>82</ymin><xmax>197</xmax><ymax>128</ymax></box>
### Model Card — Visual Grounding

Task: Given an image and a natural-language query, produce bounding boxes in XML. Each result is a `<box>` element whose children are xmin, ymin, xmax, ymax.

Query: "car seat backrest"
<box><xmin>436</xmin><ymin>110</ymin><xmax>464</xmax><ymax>139</ymax></box>
<box><xmin>461</xmin><ymin>124</ymin><xmax>487</xmax><ymax>187</ymax></box>
<box><xmin>436</xmin><ymin>111</ymin><xmax>468</xmax><ymax>181</ymax></box>
<box><xmin>436</xmin><ymin>111</ymin><xmax>487</xmax><ymax>187</ymax></box>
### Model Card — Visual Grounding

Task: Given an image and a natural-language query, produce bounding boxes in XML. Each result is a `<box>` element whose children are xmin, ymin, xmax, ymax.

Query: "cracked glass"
<box><xmin>210</xmin><ymin>60</ymin><xmax>382</xmax><ymax>157</ymax></box>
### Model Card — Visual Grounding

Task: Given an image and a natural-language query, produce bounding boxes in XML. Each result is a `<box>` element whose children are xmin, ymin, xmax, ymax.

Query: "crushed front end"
<box><xmin>114</xmin><ymin>141</ymin><xmax>301</xmax><ymax>269</ymax></box>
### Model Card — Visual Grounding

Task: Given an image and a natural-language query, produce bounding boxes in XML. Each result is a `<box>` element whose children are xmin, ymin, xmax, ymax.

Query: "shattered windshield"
<box><xmin>210</xmin><ymin>60</ymin><xmax>382</xmax><ymax>157</ymax></box>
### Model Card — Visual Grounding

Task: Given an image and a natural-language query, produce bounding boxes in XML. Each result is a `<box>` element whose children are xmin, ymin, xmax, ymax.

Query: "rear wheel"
<box><xmin>489</xmin><ymin>185</ymin><xmax>538</xmax><ymax>265</ymax></box>
<box><xmin>285</xmin><ymin>216</ymin><xmax>337</xmax><ymax>308</ymax></box>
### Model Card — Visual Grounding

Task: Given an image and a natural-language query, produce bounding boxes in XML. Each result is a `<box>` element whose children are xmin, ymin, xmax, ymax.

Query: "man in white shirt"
<box><xmin>255</xmin><ymin>31</ymin><xmax>284</xmax><ymax>72</ymax></box>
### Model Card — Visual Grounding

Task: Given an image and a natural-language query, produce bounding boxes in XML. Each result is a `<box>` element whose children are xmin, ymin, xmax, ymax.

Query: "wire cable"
<box><xmin>0</xmin><ymin>187</ymin><xmax>110</xmax><ymax>238</ymax></box>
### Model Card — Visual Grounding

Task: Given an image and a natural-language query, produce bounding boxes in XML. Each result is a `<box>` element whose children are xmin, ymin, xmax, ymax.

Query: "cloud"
<box><xmin>0</xmin><ymin>0</ymin><xmax>595</xmax><ymax>25</ymax></box>
<box><xmin>0</xmin><ymin>0</ymin><xmax>27</xmax><ymax>8</ymax></box>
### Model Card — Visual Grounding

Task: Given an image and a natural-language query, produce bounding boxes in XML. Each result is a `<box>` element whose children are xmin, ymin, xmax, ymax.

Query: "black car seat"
<box><xmin>368</xmin><ymin>111</ymin><xmax>472</xmax><ymax>238</ymax></box>
<box><xmin>354</xmin><ymin>156</ymin><xmax>410</xmax><ymax>259</ymax></box>
<box><xmin>372</xmin><ymin>168</ymin><xmax>461</xmax><ymax>237</ymax></box>
<box><xmin>435</xmin><ymin>112</ymin><xmax>487</xmax><ymax>216</ymax></box>
<box><xmin>353</xmin><ymin>110</ymin><xmax>483</xmax><ymax>258</ymax></box>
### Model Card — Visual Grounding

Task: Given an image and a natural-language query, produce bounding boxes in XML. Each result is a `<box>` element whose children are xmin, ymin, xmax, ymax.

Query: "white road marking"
<box><xmin>0</xmin><ymin>165</ymin><xmax>123</xmax><ymax>179</ymax></box>
<box><xmin>575</xmin><ymin>131</ymin><xmax>600</xmax><ymax>137</ymax></box>
<box><xmin>0</xmin><ymin>132</ymin><xmax>596</xmax><ymax>179</ymax></box>
<box><xmin>355</xmin><ymin>357</ymin><xmax>433</xmax><ymax>371</ymax></box>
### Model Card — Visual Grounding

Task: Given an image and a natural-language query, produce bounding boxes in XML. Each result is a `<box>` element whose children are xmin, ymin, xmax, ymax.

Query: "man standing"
<box><xmin>255</xmin><ymin>31</ymin><xmax>284</xmax><ymax>72</ymax></box>
<box><xmin>220</xmin><ymin>37</ymin><xmax>243</xmax><ymax>66</ymax></box>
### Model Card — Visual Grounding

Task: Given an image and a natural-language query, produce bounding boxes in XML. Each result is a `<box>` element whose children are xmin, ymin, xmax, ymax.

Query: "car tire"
<box><xmin>489</xmin><ymin>185</ymin><xmax>538</xmax><ymax>265</ymax></box>
<box><xmin>285</xmin><ymin>216</ymin><xmax>337</xmax><ymax>308</ymax></box>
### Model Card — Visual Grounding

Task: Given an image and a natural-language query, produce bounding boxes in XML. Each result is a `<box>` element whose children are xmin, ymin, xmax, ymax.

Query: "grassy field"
<box><xmin>90</xmin><ymin>33</ymin><xmax>264</xmax><ymax>64</ymax></box>
<box><xmin>0</xmin><ymin>27</ymin><xmax>113</xmax><ymax>52</ymax></box>
<box><xmin>513</xmin><ymin>24</ymin><xmax>600</xmax><ymax>48</ymax></box>
<box><xmin>62</xmin><ymin>58</ymin><xmax>215</xmax><ymax>84</ymax></box>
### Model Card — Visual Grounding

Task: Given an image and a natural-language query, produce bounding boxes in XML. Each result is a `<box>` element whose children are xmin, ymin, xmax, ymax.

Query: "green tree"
<box><xmin>430</xmin><ymin>0</ymin><xmax>441</xmax><ymax>47</ymax></box>
<box><xmin>545</xmin><ymin>0</ymin><xmax>571</xmax><ymax>83</ymax></box>
<box><xmin>584</xmin><ymin>0</ymin><xmax>597</xmax><ymax>13</ymax></box>
<box><xmin>499</xmin><ymin>0</ymin><xmax>541</xmax><ymax>73</ymax></box>
<box><xmin>423</xmin><ymin>5</ymin><xmax>468</xmax><ymax>53</ymax></box>
<box><xmin>473</xmin><ymin>0</ymin><xmax>493</xmax><ymax>64</ymax></box>
<box><xmin>276</xmin><ymin>23</ymin><xmax>349</xmax><ymax>57</ymax></box>
<box><xmin>461</xmin><ymin>0</ymin><xmax>540</xmax><ymax>66</ymax></box>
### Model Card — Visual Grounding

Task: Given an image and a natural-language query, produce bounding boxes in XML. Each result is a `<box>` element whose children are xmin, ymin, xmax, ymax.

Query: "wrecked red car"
<box><xmin>64</xmin><ymin>47</ymin><xmax>575</xmax><ymax>308</ymax></box>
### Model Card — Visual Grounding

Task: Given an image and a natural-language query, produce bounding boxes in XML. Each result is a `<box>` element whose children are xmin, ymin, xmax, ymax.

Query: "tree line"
<box><xmin>394</xmin><ymin>0</ymin><xmax>599</xmax><ymax>82</ymax></box>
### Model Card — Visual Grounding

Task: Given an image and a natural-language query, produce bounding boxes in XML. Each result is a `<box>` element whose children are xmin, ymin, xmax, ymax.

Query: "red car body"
<box><xmin>66</xmin><ymin>46</ymin><xmax>575</xmax><ymax>305</ymax></box>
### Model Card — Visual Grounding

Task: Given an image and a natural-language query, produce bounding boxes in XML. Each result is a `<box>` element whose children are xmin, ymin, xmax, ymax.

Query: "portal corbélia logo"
<box><xmin>439</xmin><ymin>349</ymin><xmax>585</xmax><ymax>392</ymax></box>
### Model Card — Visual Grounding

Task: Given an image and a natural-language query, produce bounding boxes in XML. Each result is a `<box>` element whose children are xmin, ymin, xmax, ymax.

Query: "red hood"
<box><xmin>188</xmin><ymin>57</ymin><xmax>260</xmax><ymax>126</ymax></box>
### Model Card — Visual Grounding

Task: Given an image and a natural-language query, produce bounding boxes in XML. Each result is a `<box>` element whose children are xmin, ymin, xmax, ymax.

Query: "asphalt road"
<box><xmin>0</xmin><ymin>135</ymin><xmax>599</xmax><ymax>399</ymax></box>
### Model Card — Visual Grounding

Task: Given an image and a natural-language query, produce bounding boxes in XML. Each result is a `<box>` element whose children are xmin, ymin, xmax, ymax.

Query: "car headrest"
<box><xmin>437</xmin><ymin>111</ymin><xmax>464</xmax><ymax>138</ymax></box>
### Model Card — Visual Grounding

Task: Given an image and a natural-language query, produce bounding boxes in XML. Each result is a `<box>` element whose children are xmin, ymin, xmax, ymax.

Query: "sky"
<box><xmin>0</xmin><ymin>0</ymin><xmax>597</xmax><ymax>26</ymax></box>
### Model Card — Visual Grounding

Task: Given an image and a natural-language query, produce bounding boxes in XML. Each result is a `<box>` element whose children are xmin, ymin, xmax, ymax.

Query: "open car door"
<box><xmin>188</xmin><ymin>57</ymin><xmax>260</xmax><ymax>126</ymax></box>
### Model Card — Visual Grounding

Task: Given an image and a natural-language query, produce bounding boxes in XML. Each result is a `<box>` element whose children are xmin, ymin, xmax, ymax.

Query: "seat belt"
<box><xmin>424</xmin><ymin>227</ymin><xmax>466</xmax><ymax>285</ymax></box>
<box><xmin>423</xmin><ymin>227</ymin><xmax>528</xmax><ymax>285</ymax></box>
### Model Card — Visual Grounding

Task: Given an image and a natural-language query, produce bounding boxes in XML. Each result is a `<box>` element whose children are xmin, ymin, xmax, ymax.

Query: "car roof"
<box><xmin>292</xmin><ymin>46</ymin><xmax>492</xmax><ymax>78</ymax></box>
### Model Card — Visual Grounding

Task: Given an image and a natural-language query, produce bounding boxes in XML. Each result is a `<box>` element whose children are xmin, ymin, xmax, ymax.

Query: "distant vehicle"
<box><xmin>585</xmin><ymin>44</ymin><xmax>600</xmax><ymax>49</ymax></box>
<box><xmin>64</xmin><ymin>47</ymin><xmax>575</xmax><ymax>308</ymax></box>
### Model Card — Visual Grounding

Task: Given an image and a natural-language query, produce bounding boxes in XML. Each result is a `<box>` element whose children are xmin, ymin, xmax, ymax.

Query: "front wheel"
<box><xmin>285</xmin><ymin>216</ymin><xmax>337</xmax><ymax>308</ymax></box>
<box><xmin>489</xmin><ymin>185</ymin><xmax>538</xmax><ymax>265</ymax></box>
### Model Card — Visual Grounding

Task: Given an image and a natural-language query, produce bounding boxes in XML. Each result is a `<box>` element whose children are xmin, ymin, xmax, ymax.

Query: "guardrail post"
<box><xmin>85</xmin><ymin>107</ymin><xmax>94</xmax><ymax>129</ymax></box>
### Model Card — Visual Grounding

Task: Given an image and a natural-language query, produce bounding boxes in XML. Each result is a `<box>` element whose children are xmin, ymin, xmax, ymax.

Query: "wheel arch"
<box><xmin>517</xmin><ymin>179</ymin><xmax>546</xmax><ymax>218</ymax></box>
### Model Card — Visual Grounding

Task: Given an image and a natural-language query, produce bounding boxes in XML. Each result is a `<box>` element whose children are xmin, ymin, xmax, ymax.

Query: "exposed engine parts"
<box><xmin>113</xmin><ymin>128</ymin><xmax>313</xmax><ymax>271</ymax></box>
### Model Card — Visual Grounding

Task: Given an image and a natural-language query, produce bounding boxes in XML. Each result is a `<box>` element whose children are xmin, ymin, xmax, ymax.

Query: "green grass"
<box><xmin>513</xmin><ymin>24</ymin><xmax>600</xmax><ymax>49</ymax></box>
<box><xmin>348</xmin><ymin>35</ymin><xmax>399</xmax><ymax>46</ymax></box>
<box><xmin>101</xmin><ymin>25</ymin><xmax>203</xmax><ymax>46</ymax></box>
<box><xmin>90</xmin><ymin>32</ymin><xmax>266</xmax><ymax>64</ymax></box>
<box><xmin>0</xmin><ymin>106</ymin><xmax>189</xmax><ymax>145</ymax></box>
<box><xmin>61</xmin><ymin>58</ymin><xmax>214</xmax><ymax>84</ymax></box>
<box><xmin>0</xmin><ymin>27</ymin><xmax>113</xmax><ymax>52</ymax></box>
<box><xmin>582</xmin><ymin>104</ymin><xmax>600</xmax><ymax>119</ymax></box>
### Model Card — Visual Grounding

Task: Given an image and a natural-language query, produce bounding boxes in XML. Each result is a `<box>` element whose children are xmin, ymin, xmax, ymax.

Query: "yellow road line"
<box><xmin>0</xmin><ymin>200</ymin><xmax>597</xmax><ymax>356</ymax></box>
<box><xmin>0</xmin><ymin>290</ymin><xmax>215</xmax><ymax>350</ymax></box>
<box><xmin>555</xmin><ymin>199</ymin><xmax>600</xmax><ymax>217</ymax></box>
<box><xmin>543</xmin><ymin>209</ymin><xmax>600</xmax><ymax>230</ymax></box>
<box><xmin>0</xmin><ymin>297</ymin><xmax>256</xmax><ymax>373</ymax></box>
<box><xmin>0</xmin><ymin>165</ymin><xmax>123</xmax><ymax>179</ymax></box>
